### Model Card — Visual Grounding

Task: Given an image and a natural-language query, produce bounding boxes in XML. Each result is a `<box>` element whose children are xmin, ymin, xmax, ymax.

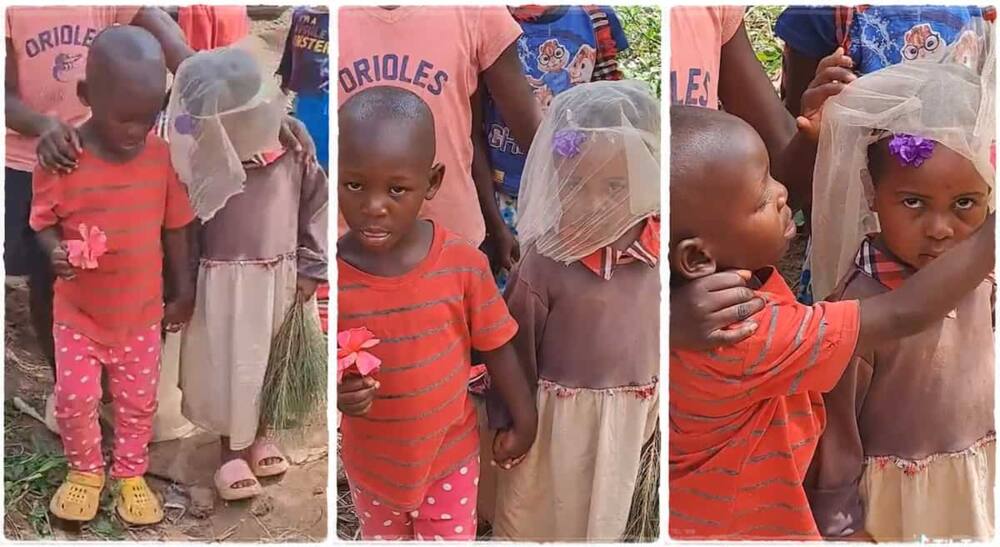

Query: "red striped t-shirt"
<box><xmin>29</xmin><ymin>137</ymin><xmax>195</xmax><ymax>347</ymax></box>
<box><xmin>338</xmin><ymin>223</ymin><xmax>518</xmax><ymax>510</ymax></box>
<box><xmin>669</xmin><ymin>268</ymin><xmax>860</xmax><ymax>540</ymax></box>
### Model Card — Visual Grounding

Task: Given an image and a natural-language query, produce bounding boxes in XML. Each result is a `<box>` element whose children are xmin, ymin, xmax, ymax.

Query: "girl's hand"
<box><xmin>338</xmin><ymin>374</ymin><xmax>379</xmax><ymax>416</ymax></box>
<box><xmin>296</xmin><ymin>275</ymin><xmax>320</xmax><ymax>303</ymax></box>
<box><xmin>492</xmin><ymin>421</ymin><xmax>536</xmax><ymax>469</ymax></box>
<box><xmin>798</xmin><ymin>47</ymin><xmax>857</xmax><ymax>141</ymax></box>
<box><xmin>670</xmin><ymin>270</ymin><xmax>764</xmax><ymax>350</ymax></box>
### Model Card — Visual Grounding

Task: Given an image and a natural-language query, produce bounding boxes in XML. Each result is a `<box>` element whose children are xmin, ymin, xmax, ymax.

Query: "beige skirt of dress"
<box><xmin>179</xmin><ymin>255</ymin><xmax>299</xmax><ymax>450</ymax></box>
<box><xmin>861</xmin><ymin>436</ymin><xmax>995</xmax><ymax>542</ymax></box>
<box><xmin>488</xmin><ymin>380</ymin><xmax>659</xmax><ymax>542</ymax></box>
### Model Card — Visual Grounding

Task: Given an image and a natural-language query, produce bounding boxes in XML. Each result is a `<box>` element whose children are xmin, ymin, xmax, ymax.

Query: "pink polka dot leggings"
<box><xmin>53</xmin><ymin>323</ymin><xmax>161</xmax><ymax>478</ymax></box>
<box><xmin>349</xmin><ymin>457</ymin><xmax>480</xmax><ymax>541</ymax></box>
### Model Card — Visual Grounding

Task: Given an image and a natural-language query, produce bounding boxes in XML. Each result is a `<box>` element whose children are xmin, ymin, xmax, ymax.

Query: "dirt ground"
<box><xmin>4</xmin><ymin>8</ymin><xmax>328</xmax><ymax>542</ymax></box>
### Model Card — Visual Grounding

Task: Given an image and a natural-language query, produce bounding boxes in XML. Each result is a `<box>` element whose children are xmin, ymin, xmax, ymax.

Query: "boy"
<box><xmin>278</xmin><ymin>5</ymin><xmax>329</xmax><ymax>172</ymax></box>
<box><xmin>30</xmin><ymin>27</ymin><xmax>195</xmax><ymax>526</ymax></box>
<box><xmin>336</xmin><ymin>85</ymin><xmax>537</xmax><ymax>541</ymax></box>
<box><xmin>667</xmin><ymin>105</ymin><xmax>994</xmax><ymax>540</ymax></box>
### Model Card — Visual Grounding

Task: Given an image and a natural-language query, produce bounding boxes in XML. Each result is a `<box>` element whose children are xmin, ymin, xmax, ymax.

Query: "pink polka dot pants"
<box><xmin>349</xmin><ymin>457</ymin><xmax>480</xmax><ymax>541</ymax></box>
<box><xmin>53</xmin><ymin>323</ymin><xmax>161</xmax><ymax>478</ymax></box>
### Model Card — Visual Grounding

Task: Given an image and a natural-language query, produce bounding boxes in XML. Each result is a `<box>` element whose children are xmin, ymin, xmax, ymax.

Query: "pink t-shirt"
<box><xmin>338</xmin><ymin>6</ymin><xmax>522</xmax><ymax>245</ymax></box>
<box><xmin>5</xmin><ymin>6</ymin><xmax>140</xmax><ymax>172</ymax></box>
<box><xmin>669</xmin><ymin>6</ymin><xmax>744</xmax><ymax>109</ymax></box>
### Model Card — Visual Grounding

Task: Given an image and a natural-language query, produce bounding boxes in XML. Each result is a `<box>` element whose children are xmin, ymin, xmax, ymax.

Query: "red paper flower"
<box><xmin>337</xmin><ymin>327</ymin><xmax>382</xmax><ymax>383</ymax></box>
<box><xmin>65</xmin><ymin>224</ymin><xmax>108</xmax><ymax>270</ymax></box>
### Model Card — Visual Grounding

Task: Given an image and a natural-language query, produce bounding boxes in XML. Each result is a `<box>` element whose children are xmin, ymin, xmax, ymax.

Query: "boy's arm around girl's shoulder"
<box><xmin>853</xmin><ymin>214</ymin><xmax>994</xmax><ymax>357</ymax></box>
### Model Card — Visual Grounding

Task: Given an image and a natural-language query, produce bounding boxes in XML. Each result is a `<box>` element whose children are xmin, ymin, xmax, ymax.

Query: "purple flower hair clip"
<box><xmin>553</xmin><ymin>129</ymin><xmax>587</xmax><ymax>158</ymax></box>
<box><xmin>888</xmin><ymin>133</ymin><xmax>935</xmax><ymax>168</ymax></box>
<box><xmin>174</xmin><ymin>114</ymin><xmax>199</xmax><ymax>136</ymax></box>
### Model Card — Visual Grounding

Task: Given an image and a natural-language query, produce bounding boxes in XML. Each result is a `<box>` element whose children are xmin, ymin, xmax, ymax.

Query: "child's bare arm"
<box><xmin>162</xmin><ymin>224</ymin><xmax>195</xmax><ymax>330</ymax></box>
<box><xmin>482</xmin><ymin>44</ymin><xmax>541</xmax><ymax>151</ymax></box>
<box><xmin>471</xmin><ymin>82</ymin><xmax>519</xmax><ymax>272</ymax></box>
<box><xmin>855</xmin><ymin>214</ymin><xmax>994</xmax><ymax>355</ymax></box>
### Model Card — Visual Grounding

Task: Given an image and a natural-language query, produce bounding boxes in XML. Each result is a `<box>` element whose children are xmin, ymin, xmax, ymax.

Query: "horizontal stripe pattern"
<box><xmin>669</xmin><ymin>268</ymin><xmax>861</xmax><ymax>539</ymax></box>
<box><xmin>29</xmin><ymin>138</ymin><xmax>195</xmax><ymax>346</ymax></box>
<box><xmin>338</xmin><ymin>225</ymin><xmax>517</xmax><ymax>510</ymax></box>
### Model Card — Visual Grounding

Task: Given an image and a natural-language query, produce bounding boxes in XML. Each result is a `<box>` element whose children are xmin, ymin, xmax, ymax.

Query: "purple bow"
<box><xmin>553</xmin><ymin>130</ymin><xmax>587</xmax><ymax>158</ymax></box>
<box><xmin>888</xmin><ymin>134</ymin><xmax>935</xmax><ymax>167</ymax></box>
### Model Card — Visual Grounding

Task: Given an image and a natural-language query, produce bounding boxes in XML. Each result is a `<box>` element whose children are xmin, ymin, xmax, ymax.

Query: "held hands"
<box><xmin>49</xmin><ymin>242</ymin><xmax>75</xmax><ymax>280</ymax></box>
<box><xmin>338</xmin><ymin>374</ymin><xmax>379</xmax><ymax>416</ymax></box>
<box><xmin>37</xmin><ymin>118</ymin><xmax>83</xmax><ymax>174</ymax></box>
<box><xmin>163</xmin><ymin>294</ymin><xmax>195</xmax><ymax>333</ymax></box>
<box><xmin>492</xmin><ymin>418</ymin><xmax>537</xmax><ymax>469</ymax></box>
<box><xmin>670</xmin><ymin>270</ymin><xmax>766</xmax><ymax>350</ymax></box>
<box><xmin>485</xmin><ymin>225</ymin><xmax>521</xmax><ymax>274</ymax></box>
<box><xmin>798</xmin><ymin>47</ymin><xmax>858</xmax><ymax>141</ymax></box>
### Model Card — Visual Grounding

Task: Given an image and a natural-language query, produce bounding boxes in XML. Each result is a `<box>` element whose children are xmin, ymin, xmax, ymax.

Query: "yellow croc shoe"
<box><xmin>115</xmin><ymin>477</ymin><xmax>163</xmax><ymax>526</ymax></box>
<box><xmin>49</xmin><ymin>470</ymin><xmax>105</xmax><ymax>522</ymax></box>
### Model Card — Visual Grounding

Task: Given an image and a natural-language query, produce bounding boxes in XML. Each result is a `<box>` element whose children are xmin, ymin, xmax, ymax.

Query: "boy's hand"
<box><xmin>492</xmin><ymin>419</ymin><xmax>536</xmax><ymax>469</ymax></box>
<box><xmin>49</xmin><ymin>243</ymin><xmax>75</xmax><ymax>280</ymax></box>
<box><xmin>338</xmin><ymin>374</ymin><xmax>379</xmax><ymax>416</ymax></box>
<box><xmin>37</xmin><ymin>118</ymin><xmax>82</xmax><ymax>174</ymax></box>
<box><xmin>486</xmin><ymin>226</ymin><xmax>521</xmax><ymax>274</ymax></box>
<box><xmin>296</xmin><ymin>275</ymin><xmax>320</xmax><ymax>303</ymax></box>
<box><xmin>670</xmin><ymin>270</ymin><xmax>765</xmax><ymax>350</ymax></box>
<box><xmin>163</xmin><ymin>294</ymin><xmax>195</xmax><ymax>332</ymax></box>
<box><xmin>798</xmin><ymin>47</ymin><xmax>857</xmax><ymax>141</ymax></box>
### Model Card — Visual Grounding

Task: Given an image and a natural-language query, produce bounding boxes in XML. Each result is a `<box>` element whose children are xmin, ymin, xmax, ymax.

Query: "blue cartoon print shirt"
<box><xmin>278</xmin><ymin>7</ymin><xmax>329</xmax><ymax>96</ymax></box>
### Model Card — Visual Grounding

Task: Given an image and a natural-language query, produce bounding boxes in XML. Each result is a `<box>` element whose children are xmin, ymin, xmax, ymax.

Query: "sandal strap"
<box><xmin>66</xmin><ymin>470</ymin><xmax>105</xmax><ymax>489</ymax></box>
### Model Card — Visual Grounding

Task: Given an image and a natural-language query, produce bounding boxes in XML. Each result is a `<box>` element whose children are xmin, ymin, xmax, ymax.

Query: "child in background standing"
<box><xmin>31</xmin><ymin>27</ymin><xmax>195</xmax><ymax>526</ymax></box>
<box><xmin>337</xmin><ymin>86</ymin><xmax>537</xmax><ymax>541</ymax></box>
<box><xmin>479</xmin><ymin>5</ymin><xmax>629</xmax><ymax>289</ymax></box>
<box><xmin>278</xmin><ymin>5</ymin><xmax>329</xmax><ymax>173</ymax></box>
<box><xmin>167</xmin><ymin>41</ymin><xmax>328</xmax><ymax>501</ymax></box>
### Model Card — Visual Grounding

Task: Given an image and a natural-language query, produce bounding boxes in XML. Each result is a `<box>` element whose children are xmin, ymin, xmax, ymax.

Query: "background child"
<box><xmin>29</xmin><ymin>26</ymin><xmax>195</xmax><ymax>526</ymax></box>
<box><xmin>489</xmin><ymin>80</ymin><xmax>659</xmax><ymax>542</ymax></box>
<box><xmin>667</xmin><ymin>105</ymin><xmax>994</xmax><ymax>540</ymax></box>
<box><xmin>166</xmin><ymin>40</ymin><xmax>328</xmax><ymax>501</ymax></box>
<box><xmin>336</xmin><ymin>85</ymin><xmax>537</xmax><ymax>541</ymax></box>
<box><xmin>478</xmin><ymin>5</ymin><xmax>629</xmax><ymax>288</ymax></box>
<box><xmin>278</xmin><ymin>5</ymin><xmax>329</xmax><ymax>173</ymax></box>
<box><xmin>804</xmin><ymin>56</ymin><xmax>995</xmax><ymax>542</ymax></box>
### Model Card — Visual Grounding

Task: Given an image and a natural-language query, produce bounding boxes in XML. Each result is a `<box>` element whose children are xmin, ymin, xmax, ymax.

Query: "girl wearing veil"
<box><xmin>166</xmin><ymin>39</ymin><xmax>328</xmax><ymax>501</ymax></box>
<box><xmin>487</xmin><ymin>80</ymin><xmax>660</xmax><ymax>541</ymax></box>
<box><xmin>804</xmin><ymin>33</ymin><xmax>995</xmax><ymax>542</ymax></box>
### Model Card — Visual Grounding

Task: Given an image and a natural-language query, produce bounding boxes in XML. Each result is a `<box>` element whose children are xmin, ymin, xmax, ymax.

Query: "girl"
<box><xmin>805</xmin><ymin>42</ymin><xmax>995</xmax><ymax>541</ymax></box>
<box><xmin>489</xmin><ymin>80</ymin><xmax>660</xmax><ymax>541</ymax></box>
<box><xmin>167</xmin><ymin>39</ymin><xmax>328</xmax><ymax>501</ymax></box>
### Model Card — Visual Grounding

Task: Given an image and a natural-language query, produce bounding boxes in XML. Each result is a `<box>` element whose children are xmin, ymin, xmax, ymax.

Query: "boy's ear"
<box><xmin>77</xmin><ymin>80</ymin><xmax>91</xmax><ymax>108</ymax></box>
<box><xmin>670</xmin><ymin>237</ymin><xmax>717</xmax><ymax>280</ymax></box>
<box><xmin>425</xmin><ymin>163</ymin><xmax>445</xmax><ymax>201</ymax></box>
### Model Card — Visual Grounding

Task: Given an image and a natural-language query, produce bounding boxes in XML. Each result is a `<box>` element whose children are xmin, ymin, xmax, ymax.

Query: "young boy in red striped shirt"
<box><xmin>29</xmin><ymin>27</ymin><xmax>195</xmax><ymax>526</ymax></box>
<box><xmin>336</xmin><ymin>85</ymin><xmax>537</xmax><ymax>541</ymax></box>
<box><xmin>667</xmin><ymin>105</ymin><xmax>994</xmax><ymax>540</ymax></box>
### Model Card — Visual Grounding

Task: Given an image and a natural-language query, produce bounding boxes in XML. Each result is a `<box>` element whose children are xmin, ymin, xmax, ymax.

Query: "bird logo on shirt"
<box><xmin>52</xmin><ymin>52</ymin><xmax>83</xmax><ymax>82</ymax></box>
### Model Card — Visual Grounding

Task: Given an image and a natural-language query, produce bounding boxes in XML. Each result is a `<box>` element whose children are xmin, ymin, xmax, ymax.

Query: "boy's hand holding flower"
<box><xmin>337</xmin><ymin>328</ymin><xmax>383</xmax><ymax>416</ymax></box>
<box><xmin>49</xmin><ymin>243</ymin><xmax>75</xmax><ymax>280</ymax></box>
<box><xmin>798</xmin><ymin>47</ymin><xmax>857</xmax><ymax>141</ymax></box>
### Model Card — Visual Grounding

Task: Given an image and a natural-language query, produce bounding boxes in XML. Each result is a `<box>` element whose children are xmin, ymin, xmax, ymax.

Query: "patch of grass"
<box><xmin>4</xmin><ymin>448</ymin><xmax>66</xmax><ymax>538</ymax></box>
<box><xmin>617</xmin><ymin>6</ymin><xmax>662</xmax><ymax>97</ymax></box>
<box><xmin>744</xmin><ymin>5</ymin><xmax>787</xmax><ymax>81</ymax></box>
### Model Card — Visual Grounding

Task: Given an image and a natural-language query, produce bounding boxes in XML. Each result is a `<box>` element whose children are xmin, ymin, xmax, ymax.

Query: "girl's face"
<box><xmin>554</xmin><ymin>139</ymin><xmax>631</xmax><ymax>242</ymax></box>
<box><xmin>873</xmin><ymin>144</ymin><xmax>990</xmax><ymax>269</ymax></box>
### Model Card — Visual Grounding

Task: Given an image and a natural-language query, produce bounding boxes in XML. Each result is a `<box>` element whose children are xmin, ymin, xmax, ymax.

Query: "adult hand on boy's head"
<box><xmin>49</xmin><ymin>244</ymin><xmax>75</xmax><ymax>280</ymax></box>
<box><xmin>670</xmin><ymin>270</ymin><xmax>766</xmax><ymax>350</ymax></box>
<box><xmin>279</xmin><ymin>115</ymin><xmax>316</xmax><ymax>164</ymax></box>
<box><xmin>798</xmin><ymin>47</ymin><xmax>857</xmax><ymax>141</ymax></box>
<box><xmin>37</xmin><ymin>118</ymin><xmax>83</xmax><ymax>174</ymax></box>
<box><xmin>338</xmin><ymin>375</ymin><xmax>379</xmax><ymax>417</ymax></box>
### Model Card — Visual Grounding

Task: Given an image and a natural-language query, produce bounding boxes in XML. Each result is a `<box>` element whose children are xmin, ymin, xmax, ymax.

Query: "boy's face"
<box><xmin>873</xmin><ymin>145</ymin><xmax>990</xmax><ymax>269</ymax></box>
<box><xmin>80</xmin><ymin>75</ymin><xmax>165</xmax><ymax>158</ymax></box>
<box><xmin>339</xmin><ymin>119</ymin><xmax>443</xmax><ymax>253</ymax></box>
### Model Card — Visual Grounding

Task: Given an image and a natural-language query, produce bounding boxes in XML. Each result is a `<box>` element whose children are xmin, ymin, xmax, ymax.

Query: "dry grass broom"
<box><xmin>624</xmin><ymin>421</ymin><xmax>660</xmax><ymax>542</ymax></box>
<box><xmin>259</xmin><ymin>300</ymin><xmax>327</xmax><ymax>434</ymax></box>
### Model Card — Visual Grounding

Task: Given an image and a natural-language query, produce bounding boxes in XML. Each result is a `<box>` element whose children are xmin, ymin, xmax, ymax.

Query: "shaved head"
<box><xmin>87</xmin><ymin>25</ymin><xmax>166</xmax><ymax>88</ymax></box>
<box><xmin>340</xmin><ymin>86</ymin><xmax>436</xmax><ymax>164</ymax></box>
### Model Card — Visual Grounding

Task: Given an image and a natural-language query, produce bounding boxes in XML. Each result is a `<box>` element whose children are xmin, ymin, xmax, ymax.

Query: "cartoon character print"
<box><xmin>526</xmin><ymin>38</ymin><xmax>573</xmax><ymax>100</ymax></box>
<box><xmin>901</xmin><ymin>23</ymin><xmax>943</xmax><ymax>61</ymax></box>
<box><xmin>537</xmin><ymin>38</ymin><xmax>570</xmax><ymax>74</ymax></box>
<box><xmin>567</xmin><ymin>44</ymin><xmax>596</xmax><ymax>85</ymax></box>
<box><xmin>950</xmin><ymin>30</ymin><xmax>981</xmax><ymax>69</ymax></box>
<box><xmin>52</xmin><ymin>52</ymin><xmax>83</xmax><ymax>82</ymax></box>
